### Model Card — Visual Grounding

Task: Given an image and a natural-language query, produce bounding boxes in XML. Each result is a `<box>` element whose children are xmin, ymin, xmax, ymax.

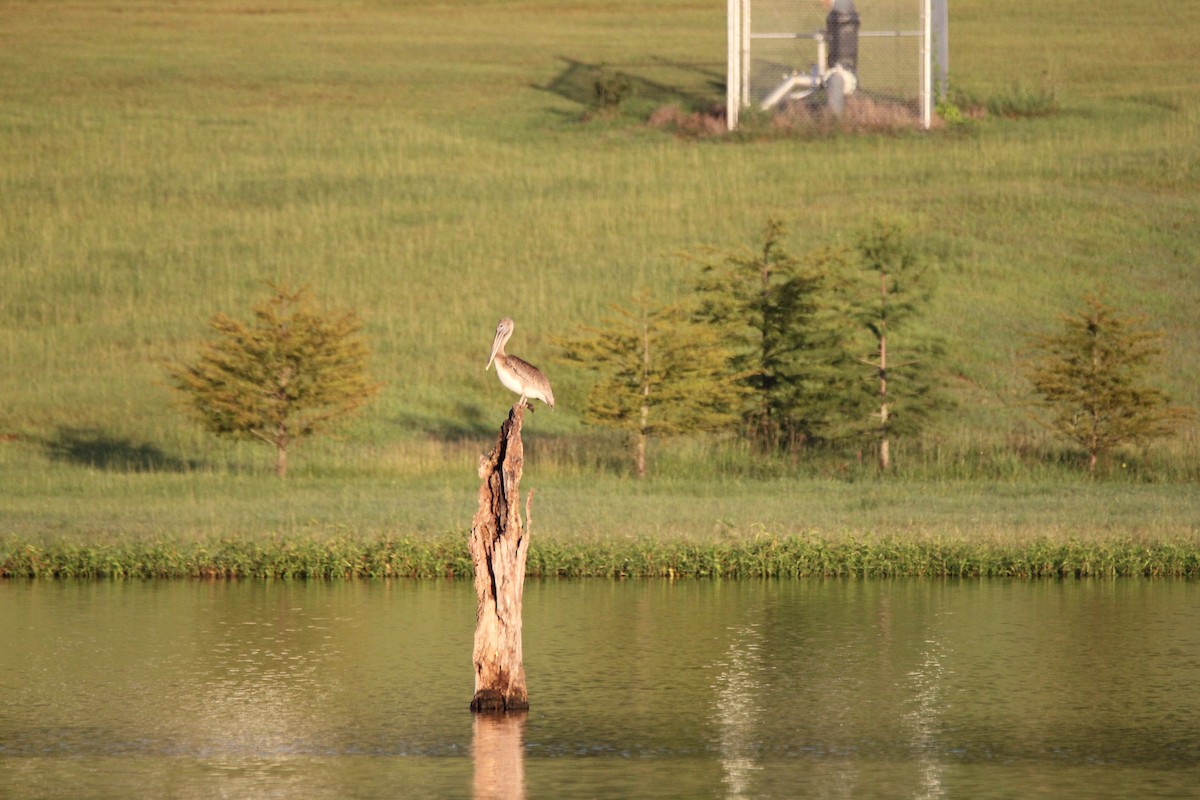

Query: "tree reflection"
<box><xmin>714</xmin><ymin>622</ymin><xmax>764</xmax><ymax>797</ymax></box>
<box><xmin>904</xmin><ymin>636</ymin><xmax>950</xmax><ymax>800</ymax></box>
<box><xmin>472</xmin><ymin>712</ymin><xmax>527</xmax><ymax>800</ymax></box>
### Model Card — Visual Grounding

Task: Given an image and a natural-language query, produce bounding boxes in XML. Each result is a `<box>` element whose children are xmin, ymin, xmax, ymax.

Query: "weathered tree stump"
<box><xmin>469</xmin><ymin>405</ymin><xmax>531</xmax><ymax>712</ymax></box>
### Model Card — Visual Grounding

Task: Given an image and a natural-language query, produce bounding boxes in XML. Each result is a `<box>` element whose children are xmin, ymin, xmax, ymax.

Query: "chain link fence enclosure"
<box><xmin>727</xmin><ymin>0</ymin><xmax>947</xmax><ymax>129</ymax></box>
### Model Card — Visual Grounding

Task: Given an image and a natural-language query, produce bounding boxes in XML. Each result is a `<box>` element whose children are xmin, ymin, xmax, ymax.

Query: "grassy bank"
<box><xmin>4</xmin><ymin>532</ymin><xmax>1197</xmax><ymax>579</ymax></box>
<box><xmin>2</xmin><ymin>0</ymin><xmax>1198</xmax><ymax>557</ymax></box>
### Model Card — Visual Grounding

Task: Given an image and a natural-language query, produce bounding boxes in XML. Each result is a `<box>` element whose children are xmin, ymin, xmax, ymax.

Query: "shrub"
<box><xmin>169</xmin><ymin>284</ymin><xmax>380</xmax><ymax>478</ymax></box>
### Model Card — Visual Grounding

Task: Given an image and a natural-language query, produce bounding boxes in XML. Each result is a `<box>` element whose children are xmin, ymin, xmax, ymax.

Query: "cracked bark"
<box><xmin>469</xmin><ymin>404</ymin><xmax>531</xmax><ymax>712</ymax></box>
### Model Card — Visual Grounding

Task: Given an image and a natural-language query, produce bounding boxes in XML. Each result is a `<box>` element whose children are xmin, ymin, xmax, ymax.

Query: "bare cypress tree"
<box><xmin>1023</xmin><ymin>294</ymin><xmax>1192</xmax><ymax>473</ymax></box>
<box><xmin>169</xmin><ymin>284</ymin><xmax>379</xmax><ymax>478</ymax></box>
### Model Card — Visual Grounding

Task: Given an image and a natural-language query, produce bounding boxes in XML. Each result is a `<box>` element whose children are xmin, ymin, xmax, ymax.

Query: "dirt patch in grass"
<box><xmin>649</xmin><ymin>94</ymin><xmax>933</xmax><ymax>139</ymax></box>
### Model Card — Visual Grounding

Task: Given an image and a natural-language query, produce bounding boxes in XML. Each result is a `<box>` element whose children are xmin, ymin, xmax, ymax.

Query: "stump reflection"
<box><xmin>472</xmin><ymin>711</ymin><xmax>527</xmax><ymax>800</ymax></box>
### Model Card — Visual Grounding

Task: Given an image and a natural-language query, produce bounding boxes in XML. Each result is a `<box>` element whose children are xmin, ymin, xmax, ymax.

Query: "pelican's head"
<box><xmin>485</xmin><ymin>317</ymin><xmax>515</xmax><ymax>371</ymax></box>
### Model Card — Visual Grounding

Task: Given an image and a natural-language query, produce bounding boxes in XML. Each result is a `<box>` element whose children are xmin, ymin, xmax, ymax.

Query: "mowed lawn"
<box><xmin>0</xmin><ymin>0</ymin><xmax>1197</xmax><ymax>547</ymax></box>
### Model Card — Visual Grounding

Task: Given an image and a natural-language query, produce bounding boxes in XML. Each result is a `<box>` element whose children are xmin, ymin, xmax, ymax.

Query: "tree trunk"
<box><xmin>469</xmin><ymin>405</ymin><xmax>531</xmax><ymax>712</ymax></box>
<box><xmin>635</xmin><ymin>428</ymin><xmax>647</xmax><ymax>479</ymax></box>
<box><xmin>637</xmin><ymin>315</ymin><xmax>649</xmax><ymax>480</ymax></box>
<box><xmin>878</xmin><ymin>270</ymin><xmax>891</xmax><ymax>472</ymax></box>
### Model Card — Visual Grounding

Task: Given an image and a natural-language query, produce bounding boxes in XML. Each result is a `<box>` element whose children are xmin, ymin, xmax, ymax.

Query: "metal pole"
<box><xmin>727</xmin><ymin>0</ymin><xmax>739</xmax><ymax>129</ymax></box>
<box><xmin>740</xmin><ymin>0</ymin><xmax>751</xmax><ymax>114</ymax></box>
<box><xmin>935</xmin><ymin>0</ymin><xmax>949</xmax><ymax>100</ymax></box>
<box><xmin>921</xmin><ymin>0</ymin><xmax>932</xmax><ymax>128</ymax></box>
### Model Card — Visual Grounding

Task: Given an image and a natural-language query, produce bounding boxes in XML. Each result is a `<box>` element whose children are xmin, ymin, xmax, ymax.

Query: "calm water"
<box><xmin>1</xmin><ymin>579</ymin><xmax>1198</xmax><ymax>799</ymax></box>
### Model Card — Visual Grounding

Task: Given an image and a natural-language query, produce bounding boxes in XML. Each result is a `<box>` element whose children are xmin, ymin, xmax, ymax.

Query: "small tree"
<box><xmin>692</xmin><ymin>218</ymin><xmax>852</xmax><ymax>452</ymax></box>
<box><xmin>170</xmin><ymin>284</ymin><xmax>379</xmax><ymax>478</ymax></box>
<box><xmin>558</xmin><ymin>294</ymin><xmax>745</xmax><ymax>478</ymax></box>
<box><xmin>841</xmin><ymin>219</ymin><xmax>947</xmax><ymax>470</ymax></box>
<box><xmin>1023</xmin><ymin>293</ymin><xmax>1192</xmax><ymax>473</ymax></box>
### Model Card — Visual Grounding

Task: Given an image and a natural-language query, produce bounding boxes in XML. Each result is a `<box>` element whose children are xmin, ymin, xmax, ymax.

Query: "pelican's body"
<box><xmin>486</xmin><ymin>318</ymin><xmax>555</xmax><ymax>411</ymax></box>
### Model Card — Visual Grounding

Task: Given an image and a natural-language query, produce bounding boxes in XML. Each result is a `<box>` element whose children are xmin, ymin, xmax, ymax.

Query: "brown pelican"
<box><xmin>485</xmin><ymin>317</ymin><xmax>555</xmax><ymax>411</ymax></box>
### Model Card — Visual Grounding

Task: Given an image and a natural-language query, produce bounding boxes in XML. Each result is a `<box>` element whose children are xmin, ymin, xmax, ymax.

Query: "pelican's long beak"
<box><xmin>485</xmin><ymin>331</ymin><xmax>502</xmax><ymax>371</ymax></box>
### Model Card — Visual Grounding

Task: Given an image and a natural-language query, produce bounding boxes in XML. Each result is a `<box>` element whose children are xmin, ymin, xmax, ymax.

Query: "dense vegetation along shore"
<box><xmin>3</xmin><ymin>534</ymin><xmax>1197</xmax><ymax>580</ymax></box>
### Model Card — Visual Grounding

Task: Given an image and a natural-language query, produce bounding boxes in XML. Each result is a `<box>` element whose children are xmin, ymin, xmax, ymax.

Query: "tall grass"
<box><xmin>1</xmin><ymin>0</ymin><xmax>1198</xmax><ymax>549</ymax></box>
<box><xmin>4</xmin><ymin>532</ymin><xmax>1196</xmax><ymax>579</ymax></box>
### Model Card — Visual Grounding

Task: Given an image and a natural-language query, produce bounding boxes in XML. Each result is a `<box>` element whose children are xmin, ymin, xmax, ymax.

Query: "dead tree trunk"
<box><xmin>469</xmin><ymin>405</ymin><xmax>531</xmax><ymax>712</ymax></box>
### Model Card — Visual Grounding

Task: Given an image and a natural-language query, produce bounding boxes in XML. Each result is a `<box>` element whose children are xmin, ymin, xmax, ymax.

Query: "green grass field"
<box><xmin>1</xmin><ymin>0</ymin><xmax>1198</xmax><ymax>561</ymax></box>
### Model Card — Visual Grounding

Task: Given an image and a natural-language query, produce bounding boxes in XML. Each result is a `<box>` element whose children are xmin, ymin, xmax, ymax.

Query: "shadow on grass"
<box><xmin>392</xmin><ymin>404</ymin><xmax>635</xmax><ymax>474</ymax></box>
<box><xmin>43</xmin><ymin>427</ymin><xmax>202</xmax><ymax>473</ymax></box>
<box><xmin>537</xmin><ymin>56</ymin><xmax>724</xmax><ymax>114</ymax></box>
<box><xmin>394</xmin><ymin>400</ymin><xmax>498</xmax><ymax>441</ymax></box>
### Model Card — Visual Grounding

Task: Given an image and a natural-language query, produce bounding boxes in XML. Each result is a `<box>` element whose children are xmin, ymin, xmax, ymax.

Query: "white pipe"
<box><xmin>759</xmin><ymin>73</ymin><xmax>820</xmax><ymax>110</ymax></box>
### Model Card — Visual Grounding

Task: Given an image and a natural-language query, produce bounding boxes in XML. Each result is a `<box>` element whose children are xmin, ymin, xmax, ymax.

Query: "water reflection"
<box><xmin>473</xmin><ymin>712</ymin><xmax>527</xmax><ymax>800</ymax></box>
<box><xmin>197</xmin><ymin>606</ymin><xmax>337</xmax><ymax>758</ymax></box>
<box><xmin>903</xmin><ymin>633</ymin><xmax>949</xmax><ymax>799</ymax></box>
<box><xmin>713</xmin><ymin>623</ymin><xmax>764</xmax><ymax>797</ymax></box>
<box><xmin>1</xmin><ymin>579</ymin><xmax>1198</xmax><ymax>799</ymax></box>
